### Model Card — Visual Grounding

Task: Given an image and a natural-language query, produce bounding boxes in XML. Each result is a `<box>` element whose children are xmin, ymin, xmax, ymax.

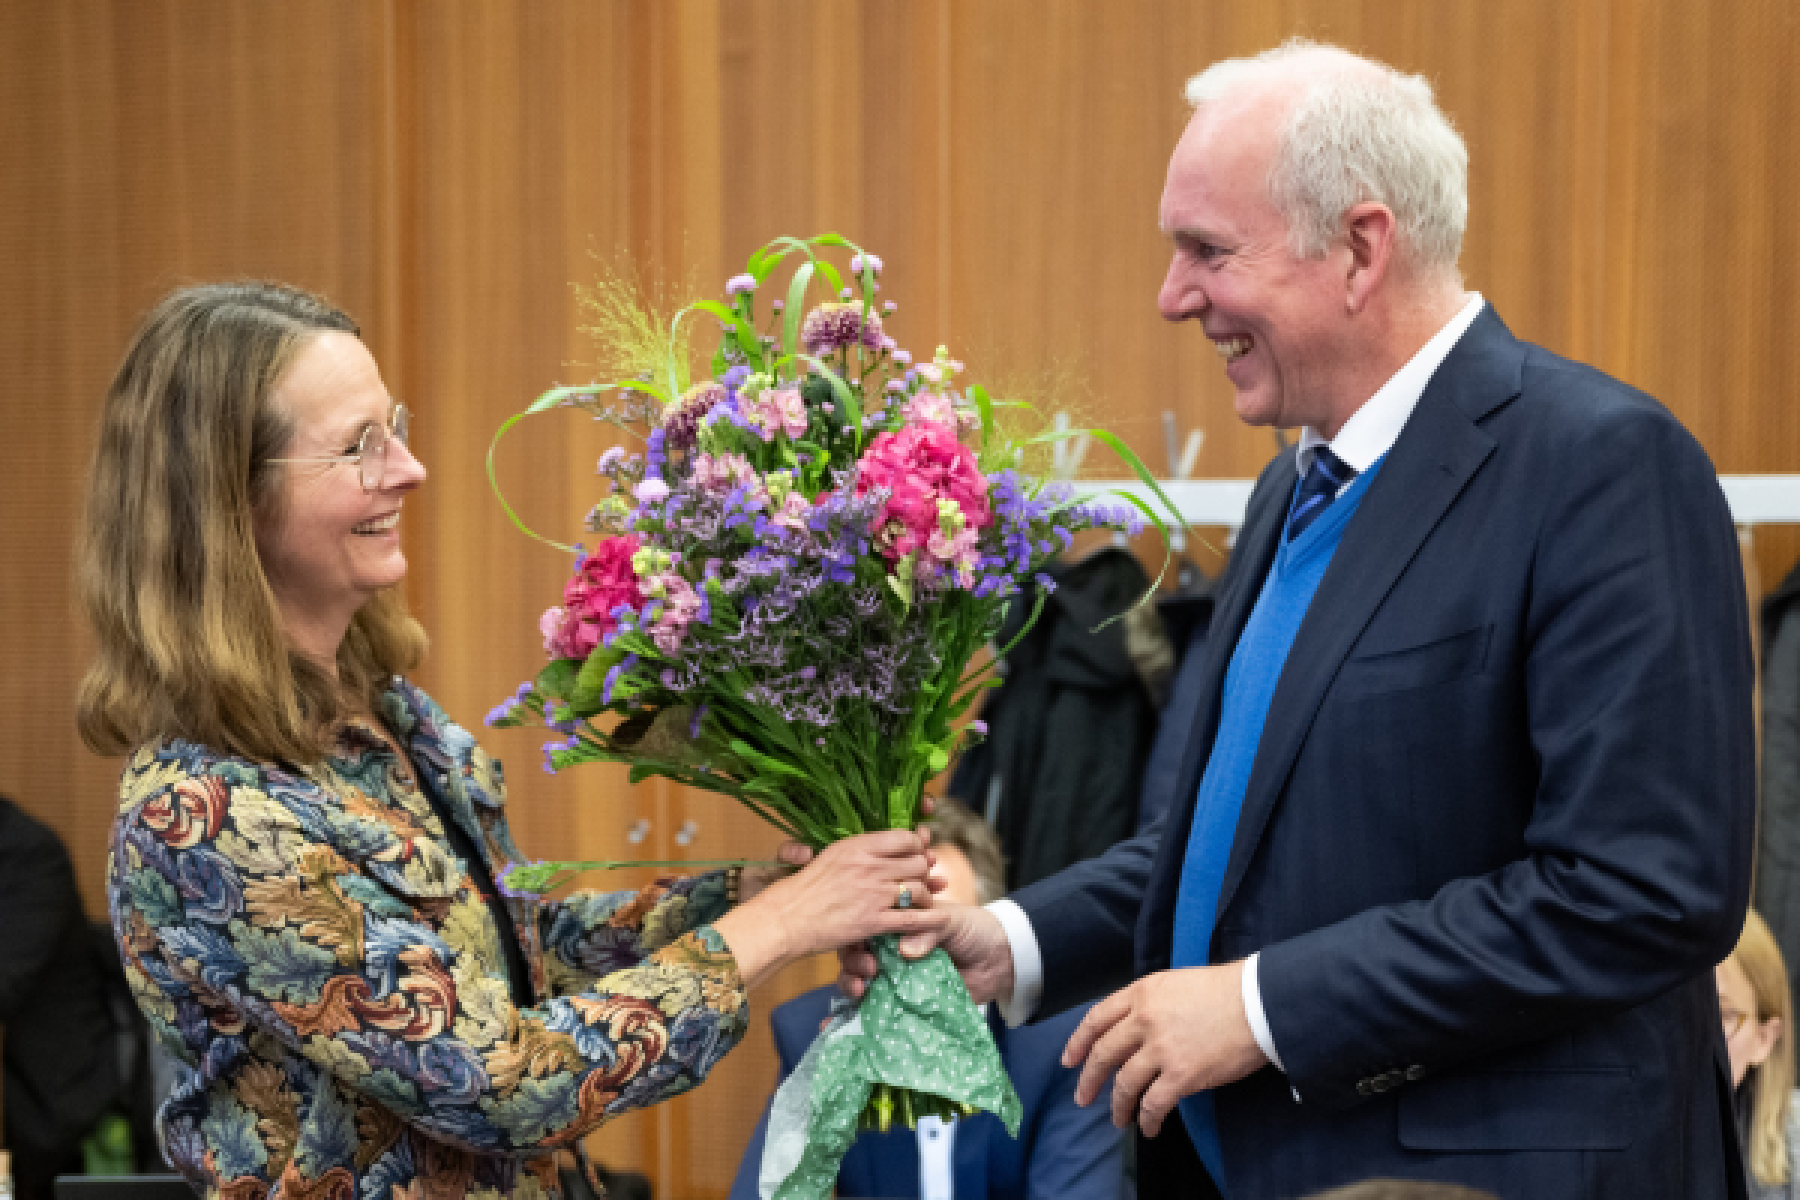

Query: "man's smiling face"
<box><xmin>1156</xmin><ymin>90</ymin><xmax>1356</xmax><ymax>436</ymax></box>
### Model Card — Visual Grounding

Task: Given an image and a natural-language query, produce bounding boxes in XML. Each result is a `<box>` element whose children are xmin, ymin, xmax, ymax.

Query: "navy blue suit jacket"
<box><xmin>729</xmin><ymin>986</ymin><xmax>1123</xmax><ymax>1200</ymax></box>
<box><xmin>1011</xmin><ymin>308</ymin><xmax>1756</xmax><ymax>1198</ymax></box>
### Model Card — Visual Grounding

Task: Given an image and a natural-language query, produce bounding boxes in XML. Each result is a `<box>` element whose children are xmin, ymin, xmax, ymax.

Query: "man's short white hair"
<box><xmin>1185</xmin><ymin>39</ymin><xmax>1468</xmax><ymax>273</ymax></box>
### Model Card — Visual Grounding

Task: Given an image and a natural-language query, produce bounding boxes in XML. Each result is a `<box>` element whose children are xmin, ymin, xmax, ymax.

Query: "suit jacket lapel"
<box><xmin>1208</xmin><ymin>308</ymin><xmax>1523</xmax><ymax>933</ymax></box>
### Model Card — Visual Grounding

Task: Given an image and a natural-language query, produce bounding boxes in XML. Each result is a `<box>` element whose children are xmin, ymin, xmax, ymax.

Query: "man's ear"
<box><xmin>1342</xmin><ymin>202</ymin><xmax>1398</xmax><ymax>315</ymax></box>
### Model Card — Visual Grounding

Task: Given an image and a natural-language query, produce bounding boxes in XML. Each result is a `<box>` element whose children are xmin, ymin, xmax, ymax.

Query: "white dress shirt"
<box><xmin>991</xmin><ymin>293</ymin><xmax>1488</xmax><ymax>1076</ymax></box>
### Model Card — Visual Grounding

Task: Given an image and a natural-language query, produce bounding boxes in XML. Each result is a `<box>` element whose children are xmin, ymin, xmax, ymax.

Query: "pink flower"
<box><xmin>543</xmin><ymin>535</ymin><xmax>644</xmax><ymax>660</ymax></box>
<box><xmin>855</xmin><ymin>424</ymin><xmax>992</xmax><ymax>564</ymax></box>
<box><xmin>690</xmin><ymin>452</ymin><xmax>758</xmax><ymax>493</ymax></box>
<box><xmin>648</xmin><ymin>572</ymin><xmax>703</xmax><ymax>654</ymax></box>
<box><xmin>745</xmin><ymin>385</ymin><xmax>809</xmax><ymax>442</ymax></box>
<box><xmin>770</xmin><ymin>489</ymin><xmax>813</xmax><ymax>532</ymax></box>
<box><xmin>903</xmin><ymin>390</ymin><xmax>959</xmax><ymax>429</ymax></box>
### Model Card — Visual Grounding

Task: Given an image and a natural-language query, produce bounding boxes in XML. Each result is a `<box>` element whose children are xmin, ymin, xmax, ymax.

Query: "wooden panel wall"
<box><xmin>4</xmin><ymin>2</ymin><xmax>1797</xmax><ymax>1195</ymax></box>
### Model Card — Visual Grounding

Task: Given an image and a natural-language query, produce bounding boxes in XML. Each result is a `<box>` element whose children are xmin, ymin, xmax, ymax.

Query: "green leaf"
<box><xmin>535</xmin><ymin>658</ymin><xmax>580</xmax><ymax>702</ymax></box>
<box><xmin>969</xmin><ymin>384</ymin><xmax>995</xmax><ymax>452</ymax></box>
<box><xmin>886</xmin><ymin>573</ymin><xmax>912</xmax><ymax>613</ymax></box>
<box><xmin>690</xmin><ymin>299</ymin><xmax>737</xmax><ymax>323</ymax></box>
<box><xmin>571</xmin><ymin>646</ymin><xmax>627</xmax><ymax>715</ymax></box>
<box><xmin>799</xmin><ymin>357</ymin><xmax>862</xmax><ymax>448</ymax></box>
<box><xmin>783</xmin><ymin>261</ymin><xmax>815</xmax><ymax>358</ymax></box>
<box><xmin>728</xmin><ymin>739</ymin><xmax>808</xmax><ymax>780</ymax></box>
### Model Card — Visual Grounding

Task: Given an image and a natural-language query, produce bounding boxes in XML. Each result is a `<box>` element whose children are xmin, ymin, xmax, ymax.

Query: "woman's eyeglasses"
<box><xmin>269</xmin><ymin>403</ymin><xmax>411</xmax><ymax>492</ymax></box>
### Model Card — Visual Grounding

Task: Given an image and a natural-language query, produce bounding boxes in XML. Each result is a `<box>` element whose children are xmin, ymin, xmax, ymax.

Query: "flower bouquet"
<box><xmin>488</xmin><ymin>234</ymin><xmax>1169</xmax><ymax>1198</ymax></box>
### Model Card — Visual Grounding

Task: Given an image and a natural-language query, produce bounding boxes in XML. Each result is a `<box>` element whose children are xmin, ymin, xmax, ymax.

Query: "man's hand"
<box><xmin>837</xmin><ymin>901</ymin><xmax>1017</xmax><ymax>1005</ymax></box>
<box><xmin>1063</xmin><ymin>961</ymin><xmax>1269</xmax><ymax>1136</ymax></box>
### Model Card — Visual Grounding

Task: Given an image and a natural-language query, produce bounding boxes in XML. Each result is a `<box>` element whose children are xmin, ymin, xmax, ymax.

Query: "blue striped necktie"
<box><xmin>1287</xmin><ymin>446</ymin><xmax>1356</xmax><ymax>540</ymax></box>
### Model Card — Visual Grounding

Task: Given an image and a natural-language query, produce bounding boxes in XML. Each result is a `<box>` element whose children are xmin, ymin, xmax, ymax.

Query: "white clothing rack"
<box><xmin>1077</xmin><ymin>475</ymin><xmax>1800</xmax><ymax>531</ymax></box>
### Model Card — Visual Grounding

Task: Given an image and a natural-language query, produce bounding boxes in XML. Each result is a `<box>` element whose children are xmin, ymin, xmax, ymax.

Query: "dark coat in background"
<box><xmin>1756</xmin><ymin>562</ymin><xmax>1800</xmax><ymax>1000</ymax></box>
<box><xmin>0</xmin><ymin>797</ymin><xmax>121</xmax><ymax>1200</ymax></box>
<box><xmin>950</xmin><ymin>547</ymin><xmax>1166</xmax><ymax>891</ymax></box>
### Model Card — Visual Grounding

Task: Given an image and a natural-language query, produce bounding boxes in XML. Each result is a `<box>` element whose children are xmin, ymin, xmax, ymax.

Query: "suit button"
<box><xmin>1356</xmin><ymin>1079</ymin><xmax>1374</xmax><ymax>1096</ymax></box>
<box><xmin>1370</xmin><ymin>1076</ymin><xmax>1393</xmax><ymax>1094</ymax></box>
<box><xmin>1405</xmin><ymin>1065</ymin><xmax>1425</xmax><ymax>1081</ymax></box>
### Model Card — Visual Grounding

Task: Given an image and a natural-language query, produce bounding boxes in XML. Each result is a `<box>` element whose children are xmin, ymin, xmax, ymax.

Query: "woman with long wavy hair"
<box><xmin>80</xmin><ymin>282</ymin><xmax>940</xmax><ymax>1200</ymax></box>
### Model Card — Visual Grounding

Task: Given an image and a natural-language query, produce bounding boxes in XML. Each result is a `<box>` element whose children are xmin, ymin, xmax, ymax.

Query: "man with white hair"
<box><xmin>847</xmin><ymin>40</ymin><xmax>1755</xmax><ymax>1198</ymax></box>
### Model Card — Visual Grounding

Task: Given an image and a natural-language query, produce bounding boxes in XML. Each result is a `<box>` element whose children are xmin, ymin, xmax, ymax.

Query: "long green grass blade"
<box><xmin>782</xmin><ymin>262</ymin><xmax>814</xmax><ymax>358</ymax></box>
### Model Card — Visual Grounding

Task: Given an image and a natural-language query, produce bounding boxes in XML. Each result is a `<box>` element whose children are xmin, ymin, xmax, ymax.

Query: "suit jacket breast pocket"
<box><xmin>1336</xmin><ymin>624</ymin><xmax>1493</xmax><ymax>699</ymax></box>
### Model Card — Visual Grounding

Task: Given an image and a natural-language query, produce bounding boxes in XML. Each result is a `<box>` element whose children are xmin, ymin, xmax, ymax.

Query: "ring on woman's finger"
<box><xmin>895</xmin><ymin>883</ymin><xmax>914</xmax><ymax>910</ymax></box>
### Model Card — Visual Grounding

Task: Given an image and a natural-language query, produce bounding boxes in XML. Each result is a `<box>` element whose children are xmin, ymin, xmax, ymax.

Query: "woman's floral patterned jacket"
<box><xmin>107</xmin><ymin>678</ymin><xmax>748</xmax><ymax>1200</ymax></box>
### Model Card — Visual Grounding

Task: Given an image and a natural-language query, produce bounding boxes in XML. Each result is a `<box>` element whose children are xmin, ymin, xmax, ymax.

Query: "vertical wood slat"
<box><xmin>5</xmin><ymin>3</ymin><xmax>1800</xmax><ymax>1195</ymax></box>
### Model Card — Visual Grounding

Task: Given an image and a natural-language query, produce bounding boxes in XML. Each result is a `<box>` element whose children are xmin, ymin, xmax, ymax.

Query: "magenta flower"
<box><xmin>855</xmin><ymin>423</ymin><xmax>992</xmax><ymax>564</ymax></box>
<box><xmin>801</xmin><ymin>302</ymin><xmax>884</xmax><ymax>356</ymax></box>
<box><xmin>543</xmin><ymin>535</ymin><xmax>643</xmax><ymax>659</ymax></box>
<box><xmin>726</xmin><ymin>273</ymin><xmax>758</xmax><ymax>296</ymax></box>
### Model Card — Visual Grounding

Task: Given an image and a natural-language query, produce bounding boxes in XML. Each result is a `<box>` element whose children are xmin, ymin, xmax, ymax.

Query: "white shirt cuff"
<box><xmin>986</xmin><ymin>898</ymin><xmax>1043</xmax><ymax>1027</ymax></box>
<box><xmin>1242</xmin><ymin>951</ymin><xmax>1285</xmax><ymax>1072</ymax></box>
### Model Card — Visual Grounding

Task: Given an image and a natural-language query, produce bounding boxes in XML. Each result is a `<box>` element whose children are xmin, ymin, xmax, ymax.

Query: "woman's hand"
<box><xmin>713</xmin><ymin>830</ymin><xmax>945</xmax><ymax>990</ymax></box>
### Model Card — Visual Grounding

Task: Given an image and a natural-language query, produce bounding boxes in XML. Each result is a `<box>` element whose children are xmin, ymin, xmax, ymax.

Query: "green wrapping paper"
<box><xmin>758</xmin><ymin>938</ymin><xmax>1023</xmax><ymax>1199</ymax></box>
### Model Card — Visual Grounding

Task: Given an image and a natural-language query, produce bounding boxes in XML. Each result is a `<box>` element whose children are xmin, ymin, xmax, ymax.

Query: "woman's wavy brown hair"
<box><xmin>78</xmin><ymin>282</ymin><xmax>426</xmax><ymax>764</ymax></box>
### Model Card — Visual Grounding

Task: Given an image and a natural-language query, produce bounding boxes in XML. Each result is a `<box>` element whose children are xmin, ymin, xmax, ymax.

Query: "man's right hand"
<box><xmin>836</xmin><ymin>901</ymin><xmax>1018</xmax><ymax>1005</ymax></box>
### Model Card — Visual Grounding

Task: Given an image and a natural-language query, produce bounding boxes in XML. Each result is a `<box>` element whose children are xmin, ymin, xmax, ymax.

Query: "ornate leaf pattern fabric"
<box><xmin>108</xmin><ymin>679</ymin><xmax>748</xmax><ymax>1200</ymax></box>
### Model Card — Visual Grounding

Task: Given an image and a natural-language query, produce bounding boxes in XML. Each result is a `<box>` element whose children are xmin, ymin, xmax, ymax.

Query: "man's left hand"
<box><xmin>1063</xmin><ymin>960</ymin><xmax>1270</xmax><ymax>1136</ymax></box>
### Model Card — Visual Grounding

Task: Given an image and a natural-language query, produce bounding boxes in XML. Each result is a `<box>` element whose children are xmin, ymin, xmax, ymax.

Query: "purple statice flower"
<box><xmin>726</xmin><ymin>273</ymin><xmax>757</xmax><ymax>296</ymax></box>
<box><xmin>801</xmin><ymin>303</ymin><xmax>884</xmax><ymax>356</ymax></box>
<box><xmin>689</xmin><ymin>705</ymin><xmax>708</xmax><ymax>739</ymax></box>
<box><xmin>646</xmin><ymin>426</ymin><xmax>668</xmax><ymax>474</ymax></box>
<box><xmin>968</xmin><ymin>720</ymin><xmax>988</xmax><ymax>735</ymax></box>
<box><xmin>723</xmin><ymin>364</ymin><xmax>752</xmax><ymax>392</ymax></box>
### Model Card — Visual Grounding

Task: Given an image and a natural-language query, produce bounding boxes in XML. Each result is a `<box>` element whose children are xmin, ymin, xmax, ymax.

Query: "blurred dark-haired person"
<box><xmin>0</xmin><ymin>796</ymin><xmax>120</xmax><ymax>1200</ymax></box>
<box><xmin>1721</xmin><ymin>910</ymin><xmax>1800</xmax><ymax>1198</ymax></box>
<box><xmin>732</xmin><ymin>798</ymin><xmax>1125</xmax><ymax>1200</ymax></box>
<box><xmin>80</xmin><ymin>281</ymin><xmax>942</xmax><ymax>1200</ymax></box>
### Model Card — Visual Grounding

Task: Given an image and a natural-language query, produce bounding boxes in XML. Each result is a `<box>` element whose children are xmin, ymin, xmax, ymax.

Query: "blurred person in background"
<box><xmin>732</xmin><ymin>797</ymin><xmax>1126</xmax><ymax>1200</ymax></box>
<box><xmin>77</xmin><ymin>281</ymin><xmax>944</xmax><ymax>1200</ymax></box>
<box><xmin>1721</xmin><ymin>910</ymin><xmax>1800</xmax><ymax>1199</ymax></box>
<box><xmin>0</xmin><ymin>796</ymin><xmax>121</xmax><ymax>1200</ymax></box>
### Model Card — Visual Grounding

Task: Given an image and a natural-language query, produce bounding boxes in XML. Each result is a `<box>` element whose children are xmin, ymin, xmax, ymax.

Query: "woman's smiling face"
<box><xmin>255</xmin><ymin>331</ymin><xmax>426</xmax><ymax>661</ymax></box>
